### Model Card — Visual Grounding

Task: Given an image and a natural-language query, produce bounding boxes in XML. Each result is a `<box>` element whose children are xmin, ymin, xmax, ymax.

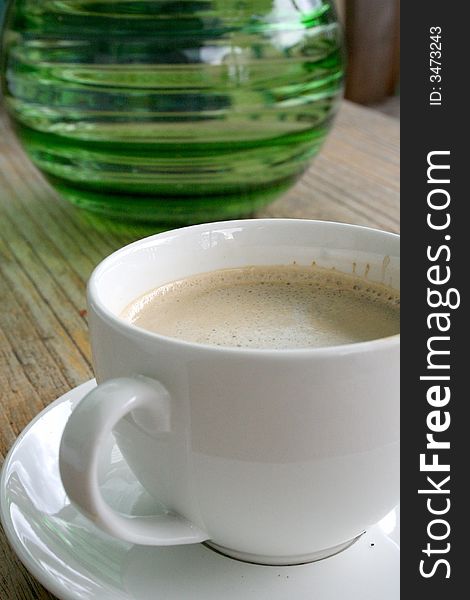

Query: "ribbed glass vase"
<box><xmin>1</xmin><ymin>0</ymin><xmax>344</xmax><ymax>224</ymax></box>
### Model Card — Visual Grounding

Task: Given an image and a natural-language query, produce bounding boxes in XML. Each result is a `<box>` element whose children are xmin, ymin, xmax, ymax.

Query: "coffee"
<box><xmin>122</xmin><ymin>265</ymin><xmax>400</xmax><ymax>349</ymax></box>
<box><xmin>121</xmin><ymin>265</ymin><xmax>400</xmax><ymax>349</ymax></box>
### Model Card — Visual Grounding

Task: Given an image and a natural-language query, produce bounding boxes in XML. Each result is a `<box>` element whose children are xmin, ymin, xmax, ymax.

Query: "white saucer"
<box><xmin>0</xmin><ymin>380</ymin><xmax>400</xmax><ymax>600</ymax></box>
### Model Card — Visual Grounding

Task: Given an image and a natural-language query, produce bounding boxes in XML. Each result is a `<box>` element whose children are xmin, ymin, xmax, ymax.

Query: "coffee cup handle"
<box><xmin>59</xmin><ymin>376</ymin><xmax>209</xmax><ymax>545</ymax></box>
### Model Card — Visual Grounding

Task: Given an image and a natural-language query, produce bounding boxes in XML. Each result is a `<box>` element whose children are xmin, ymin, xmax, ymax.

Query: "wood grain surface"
<box><xmin>0</xmin><ymin>100</ymin><xmax>399</xmax><ymax>600</ymax></box>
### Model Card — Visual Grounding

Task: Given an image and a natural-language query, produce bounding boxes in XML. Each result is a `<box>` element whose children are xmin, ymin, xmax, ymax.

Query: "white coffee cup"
<box><xmin>59</xmin><ymin>219</ymin><xmax>399</xmax><ymax>566</ymax></box>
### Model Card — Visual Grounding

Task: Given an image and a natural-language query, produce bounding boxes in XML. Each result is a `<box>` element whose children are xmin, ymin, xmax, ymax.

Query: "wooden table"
<box><xmin>0</xmin><ymin>100</ymin><xmax>399</xmax><ymax>599</ymax></box>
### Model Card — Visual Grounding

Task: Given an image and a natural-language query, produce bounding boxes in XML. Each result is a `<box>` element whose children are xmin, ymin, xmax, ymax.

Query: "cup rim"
<box><xmin>88</xmin><ymin>218</ymin><xmax>400</xmax><ymax>357</ymax></box>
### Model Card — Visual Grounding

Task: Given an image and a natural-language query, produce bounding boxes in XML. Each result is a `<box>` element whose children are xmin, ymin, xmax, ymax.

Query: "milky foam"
<box><xmin>121</xmin><ymin>265</ymin><xmax>400</xmax><ymax>349</ymax></box>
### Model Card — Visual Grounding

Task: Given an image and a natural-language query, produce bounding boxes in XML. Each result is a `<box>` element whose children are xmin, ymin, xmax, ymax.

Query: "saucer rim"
<box><xmin>0</xmin><ymin>380</ymin><xmax>98</xmax><ymax>600</ymax></box>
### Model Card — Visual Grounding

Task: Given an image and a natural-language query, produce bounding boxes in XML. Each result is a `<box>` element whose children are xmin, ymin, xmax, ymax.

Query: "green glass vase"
<box><xmin>1</xmin><ymin>0</ymin><xmax>344</xmax><ymax>224</ymax></box>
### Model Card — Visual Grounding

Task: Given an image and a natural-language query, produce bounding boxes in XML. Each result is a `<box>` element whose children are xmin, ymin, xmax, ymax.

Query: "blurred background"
<box><xmin>337</xmin><ymin>0</ymin><xmax>399</xmax><ymax>118</ymax></box>
<box><xmin>0</xmin><ymin>0</ymin><xmax>400</xmax><ymax>118</ymax></box>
